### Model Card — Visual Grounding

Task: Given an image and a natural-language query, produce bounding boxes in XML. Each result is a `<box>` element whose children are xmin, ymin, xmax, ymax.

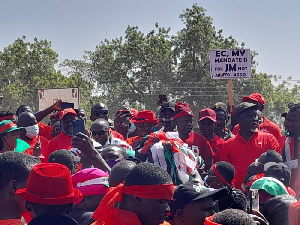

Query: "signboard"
<box><xmin>38</xmin><ymin>88</ymin><xmax>79</xmax><ymax>111</ymax></box>
<box><xmin>210</xmin><ymin>49</ymin><xmax>251</xmax><ymax>79</ymax></box>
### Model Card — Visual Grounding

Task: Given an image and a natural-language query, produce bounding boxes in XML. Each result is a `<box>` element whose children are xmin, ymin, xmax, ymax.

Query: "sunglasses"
<box><xmin>288</xmin><ymin>103</ymin><xmax>300</xmax><ymax>111</ymax></box>
<box><xmin>91</xmin><ymin>130</ymin><xmax>108</xmax><ymax>136</ymax></box>
<box><xmin>92</xmin><ymin>110</ymin><xmax>108</xmax><ymax>116</ymax></box>
<box><xmin>115</xmin><ymin>122</ymin><xmax>129</xmax><ymax>127</ymax></box>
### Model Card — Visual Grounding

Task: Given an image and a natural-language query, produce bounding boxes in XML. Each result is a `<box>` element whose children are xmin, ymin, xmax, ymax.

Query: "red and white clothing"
<box><xmin>220</xmin><ymin>130</ymin><xmax>280</xmax><ymax>189</ymax></box>
<box><xmin>110</xmin><ymin>129</ymin><xmax>124</xmax><ymax>141</ymax></box>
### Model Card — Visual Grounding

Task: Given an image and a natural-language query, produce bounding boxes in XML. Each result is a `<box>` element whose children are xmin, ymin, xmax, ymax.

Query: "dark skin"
<box><xmin>101</xmin><ymin>146</ymin><xmax>127</xmax><ymax>162</ymax></box>
<box><xmin>114</xmin><ymin>117</ymin><xmax>130</xmax><ymax>139</ymax></box>
<box><xmin>215</xmin><ymin>110</ymin><xmax>228</xmax><ymax>139</ymax></box>
<box><xmin>61</xmin><ymin>113</ymin><xmax>78</xmax><ymax>136</ymax></box>
<box><xmin>136</xmin><ymin>122</ymin><xmax>155</xmax><ymax>137</ymax></box>
<box><xmin>90</xmin><ymin>103</ymin><xmax>109</xmax><ymax>121</ymax></box>
<box><xmin>90</xmin><ymin>121</ymin><xmax>110</xmax><ymax>146</ymax></box>
<box><xmin>286</xmin><ymin>109</ymin><xmax>300</xmax><ymax>137</ymax></box>
<box><xmin>160</xmin><ymin>108</ymin><xmax>176</xmax><ymax>132</ymax></box>
<box><xmin>245</xmin><ymin>99</ymin><xmax>264</xmax><ymax>112</ymax></box>
<box><xmin>17</xmin><ymin>112</ymin><xmax>38</xmax><ymax>141</ymax></box>
<box><xmin>198</xmin><ymin>118</ymin><xmax>216</xmax><ymax>141</ymax></box>
<box><xmin>34</xmin><ymin>100</ymin><xmax>62</xmax><ymax>122</ymax></box>
<box><xmin>238</xmin><ymin>108</ymin><xmax>259</xmax><ymax>142</ymax></box>
<box><xmin>175</xmin><ymin>116</ymin><xmax>193</xmax><ymax>140</ymax></box>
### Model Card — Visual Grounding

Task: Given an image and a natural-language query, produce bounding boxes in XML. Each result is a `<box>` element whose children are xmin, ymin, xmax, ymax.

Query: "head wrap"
<box><xmin>211</xmin><ymin>164</ymin><xmax>233</xmax><ymax>186</ymax></box>
<box><xmin>0</xmin><ymin>114</ymin><xmax>16</xmax><ymax>122</ymax></box>
<box><xmin>115</xmin><ymin>106</ymin><xmax>133</xmax><ymax>119</ymax></box>
<box><xmin>173</xmin><ymin>102</ymin><xmax>194</xmax><ymax>120</ymax></box>
<box><xmin>93</xmin><ymin>182</ymin><xmax>174</xmax><ymax>222</ymax></box>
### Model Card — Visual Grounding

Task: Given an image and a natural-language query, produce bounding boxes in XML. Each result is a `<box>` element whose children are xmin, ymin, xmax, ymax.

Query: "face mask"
<box><xmin>25</xmin><ymin>124</ymin><xmax>39</xmax><ymax>138</ymax></box>
<box><xmin>128</xmin><ymin>123</ymin><xmax>136</xmax><ymax>134</ymax></box>
<box><xmin>106</xmin><ymin>159</ymin><xmax>121</xmax><ymax>168</ymax></box>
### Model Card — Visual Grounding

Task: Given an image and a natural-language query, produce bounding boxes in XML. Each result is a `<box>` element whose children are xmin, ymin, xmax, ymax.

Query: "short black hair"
<box><xmin>109</xmin><ymin>160</ymin><xmax>136</xmax><ymax>187</ymax></box>
<box><xmin>213</xmin><ymin>161</ymin><xmax>235</xmax><ymax>184</ymax></box>
<box><xmin>218</xmin><ymin>187</ymin><xmax>247</xmax><ymax>211</ymax></box>
<box><xmin>48</xmin><ymin>150</ymin><xmax>74</xmax><ymax>172</ymax></box>
<box><xmin>0</xmin><ymin>111</ymin><xmax>15</xmax><ymax>118</ymax></box>
<box><xmin>211</xmin><ymin>102</ymin><xmax>228</xmax><ymax>118</ymax></box>
<box><xmin>16</xmin><ymin>105</ymin><xmax>31</xmax><ymax>116</ymax></box>
<box><xmin>101</xmin><ymin>145</ymin><xmax>127</xmax><ymax>159</ymax></box>
<box><xmin>28</xmin><ymin>215</ymin><xmax>78</xmax><ymax>225</ymax></box>
<box><xmin>0</xmin><ymin>151</ymin><xmax>38</xmax><ymax>190</ymax></box>
<box><xmin>213</xmin><ymin>209</ymin><xmax>256</xmax><ymax>225</ymax></box>
<box><xmin>258</xmin><ymin>150</ymin><xmax>283</xmax><ymax>164</ymax></box>
<box><xmin>92</xmin><ymin>118</ymin><xmax>109</xmax><ymax>128</ymax></box>
<box><xmin>28</xmin><ymin>202</ymin><xmax>74</xmax><ymax>217</ymax></box>
<box><xmin>124</xmin><ymin>162</ymin><xmax>172</xmax><ymax>186</ymax></box>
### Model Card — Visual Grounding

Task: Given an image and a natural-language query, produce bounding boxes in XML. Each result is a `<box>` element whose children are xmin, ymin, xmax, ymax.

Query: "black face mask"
<box><xmin>162</xmin><ymin>117</ymin><xmax>174</xmax><ymax>128</ymax></box>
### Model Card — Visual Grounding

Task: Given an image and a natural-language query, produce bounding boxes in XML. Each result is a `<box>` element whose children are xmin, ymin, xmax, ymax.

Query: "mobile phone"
<box><xmin>159</xmin><ymin>94</ymin><xmax>167</xmax><ymax>102</ymax></box>
<box><xmin>249</xmin><ymin>189</ymin><xmax>259</xmax><ymax>213</ymax></box>
<box><xmin>72</xmin><ymin>119</ymin><xmax>86</xmax><ymax>136</ymax></box>
<box><xmin>61</xmin><ymin>102</ymin><xmax>74</xmax><ymax>109</ymax></box>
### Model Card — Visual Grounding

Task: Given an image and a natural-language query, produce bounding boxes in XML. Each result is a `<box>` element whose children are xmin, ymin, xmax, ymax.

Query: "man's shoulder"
<box><xmin>189</xmin><ymin>132</ymin><xmax>208</xmax><ymax>142</ymax></box>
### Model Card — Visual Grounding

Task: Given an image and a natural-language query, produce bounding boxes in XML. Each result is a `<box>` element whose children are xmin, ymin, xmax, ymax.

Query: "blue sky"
<box><xmin>1</xmin><ymin>0</ymin><xmax>299</xmax><ymax>82</ymax></box>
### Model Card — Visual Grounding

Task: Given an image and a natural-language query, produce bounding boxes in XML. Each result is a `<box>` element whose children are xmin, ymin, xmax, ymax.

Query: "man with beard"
<box><xmin>220</xmin><ymin>102</ymin><xmax>280</xmax><ymax>189</ymax></box>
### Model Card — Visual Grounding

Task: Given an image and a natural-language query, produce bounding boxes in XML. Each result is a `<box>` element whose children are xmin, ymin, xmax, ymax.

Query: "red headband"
<box><xmin>0</xmin><ymin>122</ymin><xmax>16</xmax><ymax>134</ymax></box>
<box><xmin>0</xmin><ymin>115</ymin><xmax>16</xmax><ymax>122</ymax></box>
<box><xmin>211</xmin><ymin>164</ymin><xmax>230</xmax><ymax>185</ymax></box>
<box><xmin>93</xmin><ymin>183</ymin><xmax>174</xmax><ymax>222</ymax></box>
<box><xmin>204</xmin><ymin>215</ymin><xmax>221</xmax><ymax>225</ymax></box>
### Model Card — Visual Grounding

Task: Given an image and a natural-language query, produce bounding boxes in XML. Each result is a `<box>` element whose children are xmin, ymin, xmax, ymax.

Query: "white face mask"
<box><xmin>25</xmin><ymin>124</ymin><xmax>39</xmax><ymax>138</ymax></box>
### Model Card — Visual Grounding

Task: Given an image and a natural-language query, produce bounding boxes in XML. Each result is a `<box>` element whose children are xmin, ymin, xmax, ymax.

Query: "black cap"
<box><xmin>264</xmin><ymin>162</ymin><xmax>291</xmax><ymax>186</ymax></box>
<box><xmin>172</xmin><ymin>180</ymin><xmax>228</xmax><ymax>209</ymax></box>
<box><xmin>159</xmin><ymin>102</ymin><xmax>176</xmax><ymax>114</ymax></box>
<box><xmin>234</xmin><ymin>102</ymin><xmax>258</xmax><ymax>118</ymax></box>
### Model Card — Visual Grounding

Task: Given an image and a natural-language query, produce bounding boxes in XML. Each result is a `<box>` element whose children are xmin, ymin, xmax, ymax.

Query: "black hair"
<box><xmin>16</xmin><ymin>105</ymin><xmax>31</xmax><ymax>116</ymax></box>
<box><xmin>48</xmin><ymin>150</ymin><xmax>74</xmax><ymax>172</ymax></box>
<box><xmin>0</xmin><ymin>151</ymin><xmax>37</xmax><ymax>190</ymax></box>
<box><xmin>101</xmin><ymin>145</ymin><xmax>128</xmax><ymax>159</ymax></box>
<box><xmin>124</xmin><ymin>162</ymin><xmax>172</xmax><ymax>186</ymax></box>
<box><xmin>28</xmin><ymin>202</ymin><xmax>74</xmax><ymax>217</ymax></box>
<box><xmin>211</xmin><ymin>102</ymin><xmax>228</xmax><ymax>118</ymax></box>
<box><xmin>28</xmin><ymin>215</ymin><xmax>78</xmax><ymax>225</ymax></box>
<box><xmin>265</xmin><ymin>163</ymin><xmax>291</xmax><ymax>187</ymax></box>
<box><xmin>0</xmin><ymin>111</ymin><xmax>15</xmax><ymax>118</ymax></box>
<box><xmin>258</xmin><ymin>150</ymin><xmax>283</xmax><ymax>164</ymax></box>
<box><xmin>218</xmin><ymin>187</ymin><xmax>247</xmax><ymax>211</ymax></box>
<box><xmin>108</xmin><ymin>160</ymin><xmax>136</xmax><ymax>187</ymax></box>
<box><xmin>214</xmin><ymin>161</ymin><xmax>235</xmax><ymax>184</ymax></box>
<box><xmin>0</xmin><ymin>134</ymin><xmax>4</xmax><ymax>151</ymax></box>
<box><xmin>213</xmin><ymin>209</ymin><xmax>256</xmax><ymax>225</ymax></box>
<box><xmin>92</xmin><ymin>118</ymin><xmax>109</xmax><ymax>128</ymax></box>
<box><xmin>262</xmin><ymin>194</ymin><xmax>297</xmax><ymax>225</ymax></box>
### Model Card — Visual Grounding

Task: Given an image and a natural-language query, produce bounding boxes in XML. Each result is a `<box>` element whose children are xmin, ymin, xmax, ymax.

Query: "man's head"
<box><xmin>51</xmin><ymin>121</ymin><xmax>62</xmax><ymax>139</ymax></box>
<box><xmin>285</xmin><ymin>103</ymin><xmax>300</xmax><ymax>137</ymax></box>
<box><xmin>0</xmin><ymin>111</ymin><xmax>17</xmax><ymax>123</ymax></box>
<box><xmin>198</xmin><ymin>108</ymin><xmax>217</xmax><ymax>140</ymax></box>
<box><xmin>108</xmin><ymin>160</ymin><xmax>136</xmax><ymax>187</ymax></box>
<box><xmin>131</xmin><ymin>110</ymin><xmax>158</xmax><ymax>137</ymax></box>
<box><xmin>207</xmin><ymin>209</ymin><xmax>256</xmax><ymax>225</ymax></box>
<box><xmin>211</xmin><ymin>102</ymin><xmax>229</xmax><ymax>138</ymax></box>
<box><xmin>174</xmin><ymin>102</ymin><xmax>194</xmax><ymax>137</ymax></box>
<box><xmin>0</xmin><ymin>120</ymin><xmax>24</xmax><ymax>151</ymax></box>
<box><xmin>171</xmin><ymin>180</ymin><xmax>227</xmax><ymax>225</ymax></box>
<box><xmin>114</xmin><ymin>106</ymin><xmax>133</xmax><ymax>137</ymax></box>
<box><xmin>75</xmin><ymin>108</ymin><xmax>87</xmax><ymax>123</ymax></box>
<box><xmin>16</xmin><ymin>163</ymin><xmax>82</xmax><ymax>218</ymax></box>
<box><xmin>59</xmin><ymin>108</ymin><xmax>78</xmax><ymax>137</ymax></box>
<box><xmin>90</xmin><ymin>118</ymin><xmax>110</xmax><ymax>146</ymax></box>
<box><xmin>17</xmin><ymin>112</ymin><xmax>39</xmax><ymax>139</ymax></box>
<box><xmin>90</xmin><ymin>103</ymin><xmax>109</xmax><ymax>121</ymax></box>
<box><xmin>72</xmin><ymin>168</ymin><xmax>109</xmax><ymax>211</ymax></box>
<box><xmin>159</xmin><ymin>102</ymin><xmax>176</xmax><ymax>131</ymax></box>
<box><xmin>16</xmin><ymin>105</ymin><xmax>33</xmax><ymax>117</ymax></box>
<box><xmin>218</xmin><ymin>188</ymin><xmax>247</xmax><ymax>211</ymax></box>
<box><xmin>100</xmin><ymin>145</ymin><xmax>127</xmax><ymax>168</ymax></box>
<box><xmin>264</xmin><ymin>162</ymin><xmax>291</xmax><ymax>187</ymax></box>
<box><xmin>119</xmin><ymin>162</ymin><xmax>173</xmax><ymax>225</ymax></box>
<box><xmin>48</xmin><ymin>150</ymin><xmax>80</xmax><ymax>174</ymax></box>
<box><xmin>234</xmin><ymin>102</ymin><xmax>259</xmax><ymax>133</ymax></box>
<box><xmin>0</xmin><ymin>152</ymin><xmax>38</xmax><ymax>217</ymax></box>
<box><xmin>206</xmin><ymin>162</ymin><xmax>235</xmax><ymax>189</ymax></box>
<box><xmin>242</xmin><ymin>92</ymin><xmax>265</xmax><ymax>112</ymax></box>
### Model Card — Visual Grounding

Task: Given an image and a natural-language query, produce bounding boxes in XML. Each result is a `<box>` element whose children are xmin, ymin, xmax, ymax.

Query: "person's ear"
<box><xmin>9</xmin><ymin>180</ymin><xmax>17</xmax><ymax>192</ymax></box>
<box><xmin>176</xmin><ymin>209</ymin><xmax>184</xmax><ymax>220</ymax></box>
<box><xmin>25</xmin><ymin>201</ymin><xmax>32</xmax><ymax>212</ymax></box>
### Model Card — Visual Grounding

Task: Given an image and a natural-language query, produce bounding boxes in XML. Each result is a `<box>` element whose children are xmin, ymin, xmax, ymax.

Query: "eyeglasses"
<box><xmin>92</xmin><ymin>111</ymin><xmax>108</xmax><ymax>116</ymax></box>
<box><xmin>288</xmin><ymin>103</ymin><xmax>300</xmax><ymax>112</ymax></box>
<box><xmin>91</xmin><ymin>130</ymin><xmax>108</xmax><ymax>136</ymax></box>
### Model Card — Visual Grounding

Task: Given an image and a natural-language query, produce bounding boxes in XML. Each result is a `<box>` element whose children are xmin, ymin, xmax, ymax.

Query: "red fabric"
<box><xmin>232</xmin><ymin>116</ymin><xmax>282</xmax><ymax>140</ymax></box>
<box><xmin>38</xmin><ymin>122</ymin><xmax>53</xmax><ymax>141</ymax></box>
<box><xmin>111</xmin><ymin>129</ymin><xmax>125</xmax><ymax>141</ymax></box>
<box><xmin>286</xmin><ymin>186</ymin><xmax>297</xmax><ymax>197</ymax></box>
<box><xmin>220</xmin><ymin>131</ymin><xmax>280</xmax><ymax>189</ymax></box>
<box><xmin>58</xmin><ymin>108</ymin><xmax>77</xmax><ymax>120</ymax></box>
<box><xmin>209</xmin><ymin>135</ymin><xmax>225</xmax><ymax>163</ymax></box>
<box><xmin>0</xmin><ymin>219</ymin><xmax>26</xmax><ymax>225</ymax></box>
<box><xmin>0</xmin><ymin>122</ymin><xmax>15</xmax><ymax>133</ymax></box>
<box><xmin>198</xmin><ymin>108</ymin><xmax>216</xmax><ymax>122</ymax></box>
<box><xmin>93</xmin><ymin>183</ymin><xmax>174</xmax><ymax>222</ymax></box>
<box><xmin>173</xmin><ymin>102</ymin><xmax>194</xmax><ymax>120</ymax></box>
<box><xmin>212</xmin><ymin>164</ymin><xmax>230</xmax><ymax>185</ymax></box>
<box><xmin>289</xmin><ymin>201</ymin><xmax>300</xmax><ymax>225</ymax></box>
<box><xmin>204</xmin><ymin>215</ymin><xmax>221</xmax><ymax>225</ymax></box>
<box><xmin>23</xmin><ymin>136</ymin><xmax>49</xmax><ymax>163</ymax></box>
<box><xmin>0</xmin><ymin>115</ymin><xmax>16</xmax><ymax>122</ymax></box>
<box><xmin>242</xmin><ymin>92</ymin><xmax>265</xmax><ymax>105</ymax></box>
<box><xmin>21</xmin><ymin>211</ymin><xmax>32</xmax><ymax>223</ymax></box>
<box><xmin>126</xmin><ymin>136</ymin><xmax>142</xmax><ymax>147</ymax></box>
<box><xmin>181</xmin><ymin>132</ymin><xmax>214</xmax><ymax>160</ymax></box>
<box><xmin>46</xmin><ymin>132</ymin><xmax>73</xmax><ymax>160</ymax></box>
<box><xmin>131</xmin><ymin>110</ymin><xmax>158</xmax><ymax>124</ymax></box>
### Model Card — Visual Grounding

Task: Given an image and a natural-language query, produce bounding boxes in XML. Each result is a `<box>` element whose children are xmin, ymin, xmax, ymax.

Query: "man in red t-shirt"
<box><xmin>220</xmin><ymin>102</ymin><xmax>280</xmax><ymax>189</ymax></box>
<box><xmin>174</xmin><ymin>102</ymin><xmax>214</xmax><ymax>171</ymax></box>
<box><xmin>232</xmin><ymin>92</ymin><xmax>282</xmax><ymax>140</ymax></box>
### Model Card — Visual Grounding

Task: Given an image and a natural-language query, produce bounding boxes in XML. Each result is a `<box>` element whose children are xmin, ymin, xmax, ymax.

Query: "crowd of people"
<box><xmin>0</xmin><ymin>92</ymin><xmax>299</xmax><ymax>225</ymax></box>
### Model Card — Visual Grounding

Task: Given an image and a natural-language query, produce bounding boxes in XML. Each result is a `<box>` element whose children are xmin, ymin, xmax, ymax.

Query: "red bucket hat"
<box><xmin>16</xmin><ymin>163</ymin><xmax>82</xmax><ymax>205</ymax></box>
<box><xmin>242</xmin><ymin>92</ymin><xmax>265</xmax><ymax>105</ymax></box>
<box><xmin>131</xmin><ymin>110</ymin><xmax>158</xmax><ymax>124</ymax></box>
<box><xmin>173</xmin><ymin>102</ymin><xmax>194</xmax><ymax>120</ymax></box>
<box><xmin>58</xmin><ymin>108</ymin><xmax>77</xmax><ymax>120</ymax></box>
<box><xmin>198</xmin><ymin>108</ymin><xmax>217</xmax><ymax>122</ymax></box>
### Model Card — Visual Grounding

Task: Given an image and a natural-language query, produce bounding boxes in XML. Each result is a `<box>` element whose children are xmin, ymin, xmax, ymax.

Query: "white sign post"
<box><xmin>38</xmin><ymin>88</ymin><xmax>79</xmax><ymax>111</ymax></box>
<box><xmin>210</xmin><ymin>49</ymin><xmax>251</xmax><ymax>79</ymax></box>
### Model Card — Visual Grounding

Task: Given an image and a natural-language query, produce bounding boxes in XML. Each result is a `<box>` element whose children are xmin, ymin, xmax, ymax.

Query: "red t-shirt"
<box><xmin>232</xmin><ymin>116</ymin><xmax>282</xmax><ymax>140</ymax></box>
<box><xmin>209</xmin><ymin>135</ymin><xmax>226</xmax><ymax>163</ymax></box>
<box><xmin>289</xmin><ymin>201</ymin><xmax>300</xmax><ymax>225</ymax></box>
<box><xmin>220</xmin><ymin>131</ymin><xmax>280</xmax><ymax>189</ymax></box>
<box><xmin>181</xmin><ymin>132</ymin><xmax>214</xmax><ymax>160</ymax></box>
<box><xmin>126</xmin><ymin>136</ymin><xmax>143</xmax><ymax>149</ymax></box>
<box><xmin>38</xmin><ymin>122</ymin><xmax>53</xmax><ymax>141</ymax></box>
<box><xmin>23</xmin><ymin>136</ymin><xmax>49</xmax><ymax>163</ymax></box>
<box><xmin>110</xmin><ymin>129</ymin><xmax>124</xmax><ymax>141</ymax></box>
<box><xmin>46</xmin><ymin>132</ymin><xmax>73</xmax><ymax>160</ymax></box>
<box><xmin>0</xmin><ymin>219</ymin><xmax>26</xmax><ymax>225</ymax></box>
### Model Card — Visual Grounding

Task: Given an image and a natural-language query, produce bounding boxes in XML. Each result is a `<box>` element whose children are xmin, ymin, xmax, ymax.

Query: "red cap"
<box><xmin>131</xmin><ymin>110</ymin><xmax>158</xmax><ymax>124</ymax></box>
<box><xmin>16</xmin><ymin>163</ymin><xmax>82</xmax><ymax>205</ymax></box>
<box><xmin>173</xmin><ymin>102</ymin><xmax>194</xmax><ymax>120</ymax></box>
<box><xmin>198</xmin><ymin>108</ymin><xmax>217</xmax><ymax>122</ymax></box>
<box><xmin>58</xmin><ymin>108</ymin><xmax>77</xmax><ymax>120</ymax></box>
<box><xmin>242</xmin><ymin>92</ymin><xmax>265</xmax><ymax>105</ymax></box>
